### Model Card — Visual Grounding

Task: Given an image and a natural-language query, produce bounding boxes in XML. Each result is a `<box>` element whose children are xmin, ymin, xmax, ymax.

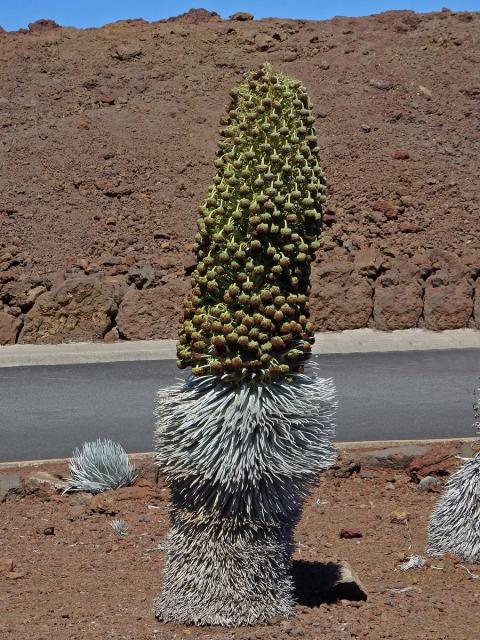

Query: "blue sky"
<box><xmin>1</xmin><ymin>0</ymin><xmax>479</xmax><ymax>31</ymax></box>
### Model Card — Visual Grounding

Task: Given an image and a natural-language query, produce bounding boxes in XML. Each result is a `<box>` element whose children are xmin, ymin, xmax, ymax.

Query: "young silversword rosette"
<box><xmin>177</xmin><ymin>63</ymin><xmax>326</xmax><ymax>380</ymax></box>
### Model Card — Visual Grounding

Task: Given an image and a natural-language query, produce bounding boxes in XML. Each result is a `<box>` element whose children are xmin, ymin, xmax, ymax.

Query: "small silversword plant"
<box><xmin>111</xmin><ymin>519</ymin><xmax>129</xmax><ymax>536</ymax></box>
<box><xmin>66</xmin><ymin>439</ymin><xmax>136</xmax><ymax>493</ymax></box>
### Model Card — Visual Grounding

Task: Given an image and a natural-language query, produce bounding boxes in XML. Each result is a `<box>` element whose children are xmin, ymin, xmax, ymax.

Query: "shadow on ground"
<box><xmin>292</xmin><ymin>560</ymin><xmax>367</xmax><ymax>606</ymax></box>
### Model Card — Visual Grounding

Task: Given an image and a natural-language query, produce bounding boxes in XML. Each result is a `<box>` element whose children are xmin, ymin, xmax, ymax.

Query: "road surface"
<box><xmin>0</xmin><ymin>348</ymin><xmax>478</xmax><ymax>462</ymax></box>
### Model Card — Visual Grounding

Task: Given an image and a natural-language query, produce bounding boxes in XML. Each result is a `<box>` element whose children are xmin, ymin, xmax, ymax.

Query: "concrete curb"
<box><xmin>0</xmin><ymin>437</ymin><xmax>476</xmax><ymax>470</ymax></box>
<box><xmin>0</xmin><ymin>328</ymin><xmax>479</xmax><ymax>367</ymax></box>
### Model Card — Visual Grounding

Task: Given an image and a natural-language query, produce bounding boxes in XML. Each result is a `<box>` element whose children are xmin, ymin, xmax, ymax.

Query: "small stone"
<box><xmin>340</xmin><ymin>529</ymin><xmax>362</xmax><ymax>539</ymax></box>
<box><xmin>67</xmin><ymin>504</ymin><xmax>87</xmax><ymax>521</ymax></box>
<box><xmin>390</xmin><ymin>509</ymin><xmax>410</xmax><ymax>524</ymax></box>
<box><xmin>361</xmin><ymin>124</ymin><xmax>371</xmax><ymax>132</ymax></box>
<box><xmin>418</xmin><ymin>475</ymin><xmax>441</xmax><ymax>491</ymax></box>
<box><xmin>384</xmin><ymin>209</ymin><xmax>399</xmax><ymax>220</ymax></box>
<box><xmin>371</xmin><ymin>199</ymin><xmax>397</xmax><ymax>214</ymax></box>
<box><xmin>333</xmin><ymin>462</ymin><xmax>361</xmax><ymax>478</ymax></box>
<box><xmin>392</xmin><ymin>149</ymin><xmax>410</xmax><ymax>160</ymax></box>
<box><xmin>370</xmin><ymin>79</ymin><xmax>393</xmax><ymax>90</ymax></box>
<box><xmin>354</xmin><ymin>248</ymin><xmax>382</xmax><ymax>274</ymax></box>
<box><xmin>43</xmin><ymin>526</ymin><xmax>55</xmax><ymax>535</ymax></box>
<box><xmin>99</xmin><ymin>94</ymin><xmax>115</xmax><ymax>105</ymax></box>
<box><xmin>105</xmin><ymin>217</ymin><xmax>117</xmax><ymax>226</ymax></box>
<box><xmin>316</xmin><ymin>110</ymin><xmax>328</xmax><ymax>118</ymax></box>
<box><xmin>359</xmin><ymin>469</ymin><xmax>377</xmax><ymax>479</ymax></box>
<box><xmin>90</xmin><ymin>492</ymin><xmax>118</xmax><ymax>515</ymax></box>
<box><xmin>400</xmin><ymin>195</ymin><xmax>414</xmax><ymax>207</ymax></box>
<box><xmin>103</xmin><ymin>327</ymin><xmax>119</xmax><ymax>343</ymax></box>
<box><xmin>0</xmin><ymin>558</ymin><xmax>15</xmax><ymax>573</ymax></box>
<box><xmin>319</xmin><ymin>60</ymin><xmax>330</xmax><ymax>70</ymax></box>
<box><xmin>282</xmin><ymin>50</ymin><xmax>298</xmax><ymax>62</ymax></box>
<box><xmin>418</xmin><ymin>84</ymin><xmax>432</xmax><ymax>99</ymax></box>
<box><xmin>399</xmin><ymin>222</ymin><xmax>421</xmax><ymax>233</ymax></box>
<box><xmin>5</xmin><ymin>570</ymin><xmax>25</xmax><ymax>580</ymax></box>
<box><xmin>131</xmin><ymin>78</ymin><xmax>146</xmax><ymax>93</ymax></box>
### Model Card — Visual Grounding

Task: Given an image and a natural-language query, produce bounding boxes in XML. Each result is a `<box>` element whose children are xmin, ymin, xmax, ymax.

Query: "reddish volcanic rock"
<box><xmin>18</xmin><ymin>277</ymin><xmax>121</xmax><ymax>344</ymax></box>
<box><xmin>28</xmin><ymin>19</ymin><xmax>60</xmax><ymax>32</ymax></box>
<box><xmin>422</xmin><ymin>280</ymin><xmax>474</xmax><ymax>330</ymax></box>
<box><xmin>0</xmin><ymin>311</ymin><xmax>22</xmax><ymax>345</ymax></box>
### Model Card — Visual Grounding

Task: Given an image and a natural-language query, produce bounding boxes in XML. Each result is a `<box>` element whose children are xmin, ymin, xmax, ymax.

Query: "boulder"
<box><xmin>0</xmin><ymin>277</ymin><xmax>48</xmax><ymax>311</ymax></box>
<box><xmin>19</xmin><ymin>277</ymin><xmax>120</xmax><ymax>344</ymax></box>
<box><xmin>116</xmin><ymin>279</ymin><xmax>189</xmax><ymax>340</ymax></box>
<box><xmin>22</xmin><ymin>471</ymin><xmax>67</xmax><ymax>497</ymax></box>
<box><xmin>166</xmin><ymin>9</ymin><xmax>221</xmax><ymax>23</ymax></box>
<box><xmin>430</xmin><ymin>249</ymin><xmax>470</xmax><ymax>284</ymax></box>
<box><xmin>311</xmin><ymin>262</ymin><xmax>373</xmax><ymax>330</ymax></box>
<box><xmin>111</xmin><ymin>43</ymin><xmax>143</xmax><ymax>61</ymax></box>
<box><xmin>373</xmin><ymin>280</ymin><xmax>423</xmax><ymax>329</ymax></box>
<box><xmin>0</xmin><ymin>311</ymin><xmax>22</xmax><ymax>345</ymax></box>
<box><xmin>422</xmin><ymin>280</ymin><xmax>473</xmax><ymax>329</ymax></box>
<box><xmin>229</xmin><ymin>12</ymin><xmax>254</xmax><ymax>21</ymax></box>
<box><xmin>28</xmin><ymin>19</ymin><xmax>60</xmax><ymax>32</ymax></box>
<box><xmin>355</xmin><ymin>444</ymin><xmax>430</xmax><ymax>470</ymax></box>
<box><xmin>408</xmin><ymin>442</ymin><xmax>465</xmax><ymax>480</ymax></box>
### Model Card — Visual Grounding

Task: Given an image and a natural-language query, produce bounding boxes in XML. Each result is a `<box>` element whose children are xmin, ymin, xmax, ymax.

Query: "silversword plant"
<box><xmin>111</xmin><ymin>519</ymin><xmax>129</xmax><ymax>537</ymax></box>
<box><xmin>66</xmin><ymin>438</ymin><xmax>136</xmax><ymax>493</ymax></box>
<box><xmin>154</xmin><ymin>63</ymin><xmax>336</xmax><ymax>626</ymax></box>
<box><xmin>426</xmin><ymin>382</ymin><xmax>480</xmax><ymax>563</ymax></box>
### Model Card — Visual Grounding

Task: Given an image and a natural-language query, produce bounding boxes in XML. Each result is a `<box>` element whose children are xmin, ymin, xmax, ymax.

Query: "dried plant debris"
<box><xmin>398</xmin><ymin>555</ymin><xmax>427</xmax><ymax>571</ymax></box>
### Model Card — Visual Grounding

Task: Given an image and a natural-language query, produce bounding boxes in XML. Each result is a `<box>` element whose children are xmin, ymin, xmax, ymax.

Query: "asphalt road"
<box><xmin>0</xmin><ymin>349</ymin><xmax>478</xmax><ymax>462</ymax></box>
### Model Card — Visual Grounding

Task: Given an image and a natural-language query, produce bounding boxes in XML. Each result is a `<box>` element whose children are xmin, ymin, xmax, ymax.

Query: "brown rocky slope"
<box><xmin>0</xmin><ymin>8</ymin><xmax>479</xmax><ymax>344</ymax></box>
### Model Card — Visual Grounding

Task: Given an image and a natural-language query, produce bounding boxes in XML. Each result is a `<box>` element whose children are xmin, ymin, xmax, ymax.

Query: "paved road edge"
<box><xmin>1</xmin><ymin>328</ymin><xmax>479</xmax><ymax>367</ymax></box>
<box><xmin>0</xmin><ymin>437</ymin><xmax>476</xmax><ymax>469</ymax></box>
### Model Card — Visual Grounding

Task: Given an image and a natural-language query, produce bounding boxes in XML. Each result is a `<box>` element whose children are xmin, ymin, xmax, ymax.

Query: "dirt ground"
<box><xmin>2</xmin><ymin>455</ymin><xmax>479</xmax><ymax>640</ymax></box>
<box><xmin>0</xmin><ymin>8</ymin><xmax>479</xmax><ymax>343</ymax></box>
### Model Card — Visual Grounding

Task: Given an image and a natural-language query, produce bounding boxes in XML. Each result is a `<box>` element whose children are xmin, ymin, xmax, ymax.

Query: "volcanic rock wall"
<box><xmin>0</xmin><ymin>9</ymin><xmax>479</xmax><ymax>344</ymax></box>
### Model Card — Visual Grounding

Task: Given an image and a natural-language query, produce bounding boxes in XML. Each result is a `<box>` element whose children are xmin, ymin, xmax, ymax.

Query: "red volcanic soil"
<box><xmin>2</xmin><ymin>447</ymin><xmax>480</xmax><ymax>640</ymax></box>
